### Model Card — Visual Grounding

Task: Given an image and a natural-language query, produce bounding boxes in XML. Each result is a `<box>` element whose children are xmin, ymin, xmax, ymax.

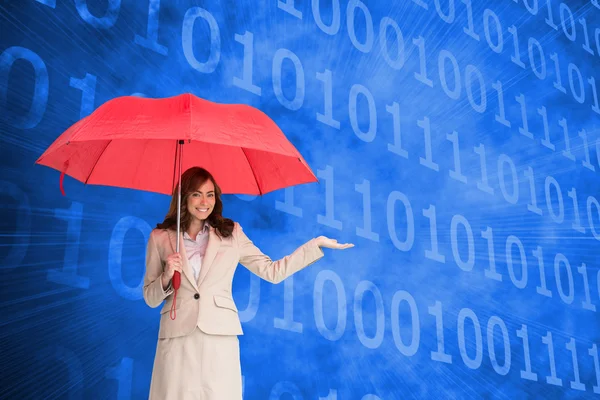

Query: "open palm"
<box><xmin>316</xmin><ymin>236</ymin><xmax>354</xmax><ymax>249</ymax></box>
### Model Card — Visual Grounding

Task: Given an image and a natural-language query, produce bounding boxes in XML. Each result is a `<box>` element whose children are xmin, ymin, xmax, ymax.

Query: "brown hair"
<box><xmin>156</xmin><ymin>167</ymin><xmax>234</xmax><ymax>238</ymax></box>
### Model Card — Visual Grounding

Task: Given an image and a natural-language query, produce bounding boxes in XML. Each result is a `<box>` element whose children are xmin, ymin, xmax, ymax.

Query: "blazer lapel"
<box><xmin>167</xmin><ymin>229</ymin><xmax>199</xmax><ymax>292</ymax></box>
<box><xmin>197</xmin><ymin>225</ymin><xmax>221</xmax><ymax>286</ymax></box>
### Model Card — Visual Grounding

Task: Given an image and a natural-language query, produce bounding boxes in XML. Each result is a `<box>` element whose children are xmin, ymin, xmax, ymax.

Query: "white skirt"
<box><xmin>149</xmin><ymin>327</ymin><xmax>242</xmax><ymax>400</ymax></box>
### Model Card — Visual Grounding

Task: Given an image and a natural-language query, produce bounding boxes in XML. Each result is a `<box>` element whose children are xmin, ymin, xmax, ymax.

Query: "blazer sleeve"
<box><xmin>143</xmin><ymin>230</ymin><xmax>175</xmax><ymax>308</ymax></box>
<box><xmin>235</xmin><ymin>223</ymin><xmax>324</xmax><ymax>283</ymax></box>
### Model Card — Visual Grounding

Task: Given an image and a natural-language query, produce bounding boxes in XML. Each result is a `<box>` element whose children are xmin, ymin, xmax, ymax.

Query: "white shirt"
<box><xmin>183</xmin><ymin>222</ymin><xmax>210</xmax><ymax>281</ymax></box>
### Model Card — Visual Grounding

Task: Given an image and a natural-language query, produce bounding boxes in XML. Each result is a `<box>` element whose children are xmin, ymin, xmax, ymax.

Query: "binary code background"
<box><xmin>2</xmin><ymin>0</ymin><xmax>600</xmax><ymax>399</ymax></box>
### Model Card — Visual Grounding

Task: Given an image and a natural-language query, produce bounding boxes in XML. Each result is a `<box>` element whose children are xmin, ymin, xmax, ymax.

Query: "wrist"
<box><xmin>314</xmin><ymin>236</ymin><xmax>323</xmax><ymax>247</ymax></box>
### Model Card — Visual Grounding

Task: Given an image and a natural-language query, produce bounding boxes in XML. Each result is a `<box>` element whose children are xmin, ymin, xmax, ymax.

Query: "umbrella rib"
<box><xmin>241</xmin><ymin>147</ymin><xmax>262</xmax><ymax>195</ymax></box>
<box><xmin>84</xmin><ymin>140</ymin><xmax>112</xmax><ymax>185</ymax></box>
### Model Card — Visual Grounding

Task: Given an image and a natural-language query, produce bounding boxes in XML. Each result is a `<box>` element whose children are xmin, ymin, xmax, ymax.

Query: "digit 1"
<box><xmin>319</xmin><ymin>389</ymin><xmax>337</xmax><ymax>400</ymax></box>
<box><xmin>413</xmin><ymin>0</ymin><xmax>429</xmax><ymax>9</ymax></box>
<box><xmin>47</xmin><ymin>202</ymin><xmax>90</xmax><ymax>289</ymax></box>
<box><xmin>446</xmin><ymin>130</ymin><xmax>467</xmax><ymax>183</ymax></box>
<box><xmin>412</xmin><ymin>36</ymin><xmax>434</xmax><ymax>87</ymax></box>
<box><xmin>277</xmin><ymin>0</ymin><xmax>302</xmax><ymax>19</ymax></box>
<box><xmin>233</xmin><ymin>31</ymin><xmax>261</xmax><ymax>96</ymax></box>
<box><xmin>565</xmin><ymin>338</ymin><xmax>586</xmax><ymax>390</ymax></box>
<box><xmin>417</xmin><ymin>116</ymin><xmax>439</xmax><ymax>171</ymax></box>
<box><xmin>274</xmin><ymin>275</ymin><xmax>303</xmax><ymax>333</ymax></box>
<box><xmin>567</xmin><ymin>188</ymin><xmax>586</xmax><ymax>233</ymax></box>
<box><xmin>532</xmin><ymin>246</ymin><xmax>552</xmax><ymax>297</ymax></box>
<box><xmin>538</xmin><ymin>106</ymin><xmax>555</xmax><ymax>151</ymax></box>
<box><xmin>317</xmin><ymin>165</ymin><xmax>342</xmax><ymax>230</ymax></box>
<box><xmin>237</xmin><ymin>273</ymin><xmax>260</xmax><ymax>324</ymax></box>
<box><xmin>35</xmin><ymin>0</ymin><xmax>56</xmax><ymax>8</ymax></box>
<box><xmin>481</xmin><ymin>226</ymin><xmax>502</xmax><ymax>281</ymax></box>
<box><xmin>428</xmin><ymin>301</ymin><xmax>452</xmax><ymax>363</ymax></box>
<box><xmin>558</xmin><ymin>118</ymin><xmax>576</xmax><ymax>161</ymax></box>
<box><xmin>577</xmin><ymin>263</ymin><xmax>596</xmax><ymax>311</ymax></box>
<box><xmin>579</xmin><ymin>17</ymin><xmax>595</xmax><ymax>55</ymax></box>
<box><xmin>550</xmin><ymin>53</ymin><xmax>567</xmax><ymax>93</ymax></box>
<box><xmin>355</xmin><ymin>179</ymin><xmax>380</xmax><ymax>241</ymax></box>
<box><xmin>542</xmin><ymin>331</ymin><xmax>563</xmax><ymax>386</ymax></box>
<box><xmin>316</xmin><ymin>69</ymin><xmax>340</xmax><ymax>129</ymax></box>
<box><xmin>544</xmin><ymin>0</ymin><xmax>559</xmax><ymax>30</ymax></box>
<box><xmin>423</xmin><ymin>205</ymin><xmax>445</xmax><ymax>263</ymax></box>
<box><xmin>70</xmin><ymin>73</ymin><xmax>97</xmax><ymax>119</ymax></box>
<box><xmin>105</xmin><ymin>357</ymin><xmax>133</xmax><ymax>399</ymax></box>
<box><xmin>492</xmin><ymin>81</ymin><xmax>511</xmax><ymax>127</ymax></box>
<box><xmin>578</xmin><ymin>129</ymin><xmax>595</xmax><ymax>171</ymax></box>
<box><xmin>134</xmin><ymin>0</ymin><xmax>168</xmax><ymax>55</ymax></box>
<box><xmin>597</xmin><ymin>139</ymin><xmax>600</xmax><ymax>172</ymax></box>
<box><xmin>523</xmin><ymin>166</ymin><xmax>543</xmax><ymax>215</ymax></box>
<box><xmin>386</xmin><ymin>102</ymin><xmax>408</xmax><ymax>158</ymax></box>
<box><xmin>508</xmin><ymin>25</ymin><xmax>526</xmax><ymax>68</ymax></box>
<box><xmin>516</xmin><ymin>325</ymin><xmax>538</xmax><ymax>381</ymax></box>
<box><xmin>461</xmin><ymin>0</ymin><xmax>480</xmax><ymax>41</ymax></box>
<box><xmin>515</xmin><ymin>94</ymin><xmax>533</xmax><ymax>139</ymax></box>
<box><xmin>589</xmin><ymin>344</ymin><xmax>600</xmax><ymax>394</ymax></box>
<box><xmin>474</xmin><ymin>144</ymin><xmax>494</xmax><ymax>194</ymax></box>
<box><xmin>588</xmin><ymin>76</ymin><xmax>600</xmax><ymax>115</ymax></box>
<box><xmin>275</xmin><ymin>187</ymin><xmax>303</xmax><ymax>217</ymax></box>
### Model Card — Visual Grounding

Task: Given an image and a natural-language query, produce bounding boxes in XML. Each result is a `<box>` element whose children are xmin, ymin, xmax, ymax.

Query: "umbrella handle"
<box><xmin>173</xmin><ymin>271</ymin><xmax>181</xmax><ymax>289</ymax></box>
<box><xmin>170</xmin><ymin>272</ymin><xmax>181</xmax><ymax>320</ymax></box>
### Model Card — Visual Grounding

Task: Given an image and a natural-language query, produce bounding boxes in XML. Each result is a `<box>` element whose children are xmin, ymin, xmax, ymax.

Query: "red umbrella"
<box><xmin>36</xmin><ymin>93</ymin><xmax>318</xmax><ymax>317</ymax></box>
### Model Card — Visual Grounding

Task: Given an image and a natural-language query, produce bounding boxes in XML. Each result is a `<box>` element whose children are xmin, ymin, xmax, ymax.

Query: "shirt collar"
<box><xmin>183</xmin><ymin>221</ymin><xmax>211</xmax><ymax>241</ymax></box>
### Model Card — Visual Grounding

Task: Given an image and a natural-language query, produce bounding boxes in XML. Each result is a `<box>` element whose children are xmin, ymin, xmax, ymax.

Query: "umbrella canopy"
<box><xmin>36</xmin><ymin>92</ymin><xmax>319</xmax><ymax>320</ymax></box>
<box><xmin>36</xmin><ymin>93</ymin><xmax>317</xmax><ymax>196</ymax></box>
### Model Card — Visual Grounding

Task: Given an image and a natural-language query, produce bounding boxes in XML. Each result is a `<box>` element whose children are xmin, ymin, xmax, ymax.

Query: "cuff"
<box><xmin>161</xmin><ymin>274</ymin><xmax>175</xmax><ymax>296</ymax></box>
<box><xmin>305</xmin><ymin>238</ymin><xmax>325</xmax><ymax>266</ymax></box>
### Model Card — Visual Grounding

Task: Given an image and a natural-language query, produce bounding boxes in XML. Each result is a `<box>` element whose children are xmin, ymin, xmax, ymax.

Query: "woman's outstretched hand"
<box><xmin>316</xmin><ymin>236</ymin><xmax>354</xmax><ymax>249</ymax></box>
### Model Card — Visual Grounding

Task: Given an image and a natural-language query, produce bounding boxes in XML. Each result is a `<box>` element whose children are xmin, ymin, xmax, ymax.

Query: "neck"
<box><xmin>187</xmin><ymin>220</ymin><xmax>205</xmax><ymax>238</ymax></box>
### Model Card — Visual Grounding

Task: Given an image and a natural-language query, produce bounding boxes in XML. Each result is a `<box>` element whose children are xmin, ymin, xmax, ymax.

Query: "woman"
<box><xmin>143</xmin><ymin>166</ymin><xmax>354</xmax><ymax>400</ymax></box>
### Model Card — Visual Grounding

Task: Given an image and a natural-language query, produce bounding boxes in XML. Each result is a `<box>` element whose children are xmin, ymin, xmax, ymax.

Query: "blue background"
<box><xmin>2</xmin><ymin>0</ymin><xmax>600</xmax><ymax>398</ymax></box>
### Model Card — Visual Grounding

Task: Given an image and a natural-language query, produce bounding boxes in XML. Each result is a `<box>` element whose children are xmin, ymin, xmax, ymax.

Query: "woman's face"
<box><xmin>186</xmin><ymin>179</ymin><xmax>216</xmax><ymax>223</ymax></box>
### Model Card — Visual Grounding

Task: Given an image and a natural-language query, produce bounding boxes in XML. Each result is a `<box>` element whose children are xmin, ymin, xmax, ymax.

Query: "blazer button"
<box><xmin>194</xmin><ymin>293</ymin><xmax>200</xmax><ymax>299</ymax></box>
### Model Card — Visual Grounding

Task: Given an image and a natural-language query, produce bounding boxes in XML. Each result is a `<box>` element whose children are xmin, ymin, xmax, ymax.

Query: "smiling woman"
<box><xmin>143</xmin><ymin>166</ymin><xmax>354</xmax><ymax>400</ymax></box>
